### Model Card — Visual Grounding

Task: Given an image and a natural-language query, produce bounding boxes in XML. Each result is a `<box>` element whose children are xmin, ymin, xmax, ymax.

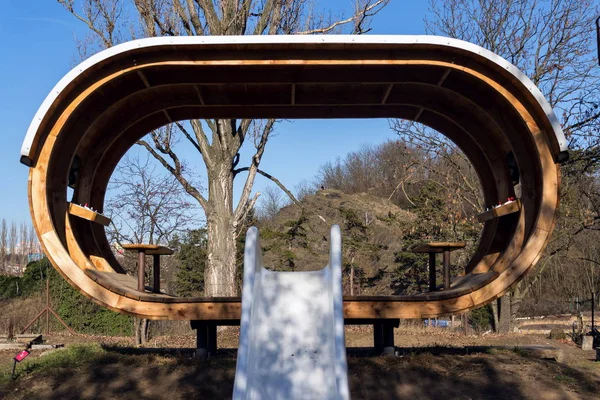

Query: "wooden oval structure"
<box><xmin>20</xmin><ymin>36</ymin><xmax>567</xmax><ymax>320</ymax></box>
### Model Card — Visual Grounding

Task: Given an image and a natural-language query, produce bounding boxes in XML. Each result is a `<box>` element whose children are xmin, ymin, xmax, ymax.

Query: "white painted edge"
<box><xmin>20</xmin><ymin>35</ymin><xmax>567</xmax><ymax>161</ymax></box>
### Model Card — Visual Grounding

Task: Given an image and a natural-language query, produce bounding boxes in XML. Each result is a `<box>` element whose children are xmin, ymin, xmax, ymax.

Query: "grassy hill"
<box><xmin>259</xmin><ymin>189</ymin><xmax>422</xmax><ymax>295</ymax></box>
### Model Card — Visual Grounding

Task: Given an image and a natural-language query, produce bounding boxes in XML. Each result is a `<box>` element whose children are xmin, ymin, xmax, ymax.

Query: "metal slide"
<box><xmin>233</xmin><ymin>225</ymin><xmax>350</xmax><ymax>400</ymax></box>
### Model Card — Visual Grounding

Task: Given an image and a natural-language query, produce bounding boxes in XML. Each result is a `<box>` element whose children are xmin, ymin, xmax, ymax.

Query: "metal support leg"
<box><xmin>374</xmin><ymin>323</ymin><xmax>383</xmax><ymax>353</ymax></box>
<box><xmin>153</xmin><ymin>254</ymin><xmax>160</xmax><ymax>293</ymax></box>
<box><xmin>382</xmin><ymin>322</ymin><xmax>395</xmax><ymax>355</ymax></box>
<box><xmin>137</xmin><ymin>250</ymin><xmax>146</xmax><ymax>292</ymax></box>
<box><xmin>443</xmin><ymin>249</ymin><xmax>450</xmax><ymax>290</ymax></box>
<box><xmin>207</xmin><ymin>323</ymin><xmax>217</xmax><ymax>355</ymax></box>
<box><xmin>191</xmin><ymin>321</ymin><xmax>208</xmax><ymax>360</ymax></box>
<box><xmin>429</xmin><ymin>252</ymin><xmax>436</xmax><ymax>291</ymax></box>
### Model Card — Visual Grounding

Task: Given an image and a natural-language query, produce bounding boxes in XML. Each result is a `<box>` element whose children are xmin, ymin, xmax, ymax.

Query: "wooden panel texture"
<box><xmin>25</xmin><ymin>38</ymin><xmax>561</xmax><ymax>320</ymax></box>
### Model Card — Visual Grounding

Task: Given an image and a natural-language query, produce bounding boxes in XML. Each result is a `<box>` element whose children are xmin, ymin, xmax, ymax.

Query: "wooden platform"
<box><xmin>411</xmin><ymin>242</ymin><xmax>466</xmax><ymax>253</ymax></box>
<box><xmin>83</xmin><ymin>269</ymin><xmax>498</xmax><ymax>319</ymax></box>
<box><xmin>121</xmin><ymin>244</ymin><xmax>174</xmax><ymax>255</ymax></box>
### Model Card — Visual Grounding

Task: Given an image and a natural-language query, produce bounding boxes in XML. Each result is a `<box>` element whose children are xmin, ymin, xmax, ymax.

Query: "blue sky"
<box><xmin>0</xmin><ymin>0</ymin><xmax>431</xmax><ymax>226</ymax></box>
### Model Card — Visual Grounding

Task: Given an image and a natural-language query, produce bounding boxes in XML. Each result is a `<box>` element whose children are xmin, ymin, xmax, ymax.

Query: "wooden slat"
<box><xmin>477</xmin><ymin>200</ymin><xmax>521</xmax><ymax>222</ymax></box>
<box><xmin>68</xmin><ymin>203</ymin><xmax>111</xmax><ymax>226</ymax></box>
<box><xmin>84</xmin><ymin>268</ymin><xmax>496</xmax><ymax>310</ymax></box>
<box><xmin>122</xmin><ymin>244</ymin><xmax>174</xmax><ymax>255</ymax></box>
<box><xmin>412</xmin><ymin>242</ymin><xmax>466</xmax><ymax>253</ymax></box>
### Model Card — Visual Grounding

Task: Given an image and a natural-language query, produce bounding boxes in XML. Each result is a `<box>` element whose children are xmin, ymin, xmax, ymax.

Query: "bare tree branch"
<box><xmin>137</xmin><ymin>138</ymin><xmax>208</xmax><ymax>210</ymax></box>
<box><xmin>234</xmin><ymin>119</ymin><xmax>275</xmax><ymax>220</ymax></box>
<box><xmin>297</xmin><ymin>0</ymin><xmax>388</xmax><ymax>34</ymax></box>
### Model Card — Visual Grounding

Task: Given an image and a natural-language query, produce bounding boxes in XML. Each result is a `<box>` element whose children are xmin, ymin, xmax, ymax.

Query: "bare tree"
<box><xmin>294</xmin><ymin>179</ymin><xmax>318</xmax><ymax>201</ymax></box>
<box><xmin>19</xmin><ymin>222</ymin><xmax>27</xmax><ymax>267</ymax></box>
<box><xmin>419</xmin><ymin>0</ymin><xmax>600</xmax><ymax>330</ymax></box>
<box><xmin>8</xmin><ymin>222</ymin><xmax>17</xmax><ymax>270</ymax></box>
<box><xmin>426</xmin><ymin>0</ymin><xmax>600</xmax><ymax>164</ymax></box>
<box><xmin>105</xmin><ymin>151</ymin><xmax>199</xmax><ymax>343</ymax></box>
<box><xmin>28</xmin><ymin>225</ymin><xmax>38</xmax><ymax>258</ymax></box>
<box><xmin>258</xmin><ymin>185</ymin><xmax>285</xmax><ymax>221</ymax></box>
<box><xmin>59</xmin><ymin>0</ymin><xmax>389</xmax><ymax>296</ymax></box>
<box><xmin>106</xmin><ymin>152</ymin><xmax>199</xmax><ymax>246</ymax></box>
<box><xmin>0</xmin><ymin>219</ymin><xmax>6</xmax><ymax>273</ymax></box>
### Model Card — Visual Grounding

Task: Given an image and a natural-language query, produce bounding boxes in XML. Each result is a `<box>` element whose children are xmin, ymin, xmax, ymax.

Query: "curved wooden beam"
<box><xmin>22</xmin><ymin>36</ymin><xmax>563</xmax><ymax>320</ymax></box>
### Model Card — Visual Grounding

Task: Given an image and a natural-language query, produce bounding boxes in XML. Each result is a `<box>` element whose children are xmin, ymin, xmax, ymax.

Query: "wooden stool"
<box><xmin>412</xmin><ymin>242</ymin><xmax>466</xmax><ymax>291</ymax></box>
<box><xmin>122</xmin><ymin>244</ymin><xmax>173</xmax><ymax>292</ymax></box>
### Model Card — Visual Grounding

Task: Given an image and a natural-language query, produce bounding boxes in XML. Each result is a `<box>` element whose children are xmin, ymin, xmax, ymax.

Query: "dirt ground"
<box><xmin>0</xmin><ymin>328</ymin><xmax>598</xmax><ymax>399</ymax></box>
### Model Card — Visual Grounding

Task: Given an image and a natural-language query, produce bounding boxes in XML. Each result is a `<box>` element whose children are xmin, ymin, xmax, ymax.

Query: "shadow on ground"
<box><xmin>348</xmin><ymin>347</ymin><xmax>599</xmax><ymax>399</ymax></box>
<box><xmin>1</xmin><ymin>345</ymin><xmax>598</xmax><ymax>399</ymax></box>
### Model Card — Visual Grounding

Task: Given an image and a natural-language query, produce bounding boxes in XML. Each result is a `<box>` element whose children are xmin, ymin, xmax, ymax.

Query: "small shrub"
<box><xmin>548</xmin><ymin>328</ymin><xmax>566</xmax><ymax>340</ymax></box>
<box><xmin>470</xmin><ymin>305</ymin><xmax>494</xmax><ymax>333</ymax></box>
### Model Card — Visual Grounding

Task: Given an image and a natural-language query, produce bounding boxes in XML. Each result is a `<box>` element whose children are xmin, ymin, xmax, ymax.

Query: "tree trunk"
<box><xmin>134</xmin><ymin>318</ymin><xmax>140</xmax><ymax>345</ymax></box>
<box><xmin>141</xmin><ymin>319</ymin><xmax>149</xmax><ymax>344</ymax></box>
<box><xmin>134</xmin><ymin>317</ymin><xmax>150</xmax><ymax>345</ymax></box>
<box><xmin>497</xmin><ymin>293</ymin><xmax>511</xmax><ymax>333</ymax></box>
<box><xmin>204</xmin><ymin>162</ymin><xmax>238</xmax><ymax>297</ymax></box>
<box><xmin>510</xmin><ymin>292</ymin><xmax>523</xmax><ymax>332</ymax></box>
<box><xmin>491</xmin><ymin>300</ymin><xmax>499</xmax><ymax>332</ymax></box>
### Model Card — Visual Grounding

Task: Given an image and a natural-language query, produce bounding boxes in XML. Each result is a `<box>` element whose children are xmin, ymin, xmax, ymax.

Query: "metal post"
<box><xmin>48</xmin><ymin>308</ymin><xmax>76</xmax><ymax>335</ymax></box>
<box><xmin>153</xmin><ymin>254</ymin><xmax>160</xmax><ymax>293</ymax></box>
<box><xmin>592</xmin><ymin>291</ymin><xmax>595</xmax><ymax>332</ymax></box>
<box><xmin>429</xmin><ymin>252</ymin><xmax>436</xmax><ymax>291</ymax></box>
<box><xmin>46</xmin><ymin>277</ymin><xmax>50</xmax><ymax>334</ymax></box>
<box><xmin>373</xmin><ymin>323</ymin><xmax>383</xmax><ymax>353</ymax></box>
<box><xmin>382</xmin><ymin>322</ymin><xmax>395</xmax><ymax>355</ymax></box>
<box><xmin>19</xmin><ymin>276</ymin><xmax>76</xmax><ymax>335</ymax></box>
<box><xmin>207</xmin><ymin>323</ymin><xmax>217</xmax><ymax>355</ymax></box>
<box><xmin>137</xmin><ymin>250</ymin><xmax>145</xmax><ymax>292</ymax></box>
<box><xmin>443</xmin><ymin>249</ymin><xmax>450</xmax><ymax>290</ymax></box>
<box><xmin>192</xmin><ymin>321</ymin><xmax>208</xmax><ymax>360</ymax></box>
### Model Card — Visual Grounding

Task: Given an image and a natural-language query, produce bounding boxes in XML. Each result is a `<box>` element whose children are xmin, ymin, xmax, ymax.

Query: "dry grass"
<box><xmin>0</xmin><ymin>298</ymin><xmax>50</xmax><ymax>337</ymax></box>
<box><xmin>1</xmin><ymin>329</ymin><xmax>598</xmax><ymax>400</ymax></box>
<box><xmin>1</xmin><ymin>340</ymin><xmax>598</xmax><ymax>400</ymax></box>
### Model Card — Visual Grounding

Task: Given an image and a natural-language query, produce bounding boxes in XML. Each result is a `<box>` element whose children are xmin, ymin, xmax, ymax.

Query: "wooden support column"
<box><xmin>443</xmin><ymin>248</ymin><xmax>450</xmax><ymax>290</ymax></box>
<box><xmin>137</xmin><ymin>250</ymin><xmax>145</xmax><ymax>292</ymax></box>
<box><xmin>382</xmin><ymin>322</ymin><xmax>395</xmax><ymax>355</ymax></box>
<box><xmin>429</xmin><ymin>252</ymin><xmax>436</xmax><ymax>292</ymax></box>
<box><xmin>373</xmin><ymin>323</ymin><xmax>383</xmax><ymax>353</ymax></box>
<box><xmin>207</xmin><ymin>322</ymin><xmax>217</xmax><ymax>355</ymax></box>
<box><xmin>46</xmin><ymin>277</ymin><xmax>50</xmax><ymax>334</ymax></box>
<box><xmin>153</xmin><ymin>254</ymin><xmax>160</xmax><ymax>293</ymax></box>
<box><xmin>191</xmin><ymin>320</ymin><xmax>208</xmax><ymax>360</ymax></box>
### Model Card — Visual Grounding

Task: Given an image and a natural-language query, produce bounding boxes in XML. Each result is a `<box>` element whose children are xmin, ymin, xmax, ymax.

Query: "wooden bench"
<box><xmin>84</xmin><ymin>269</ymin><xmax>401</xmax><ymax>355</ymax></box>
<box><xmin>190</xmin><ymin>318</ymin><xmax>400</xmax><ymax>357</ymax></box>
<box><xmin>346</xmin><ymin>271</ymin><xmax>498</xmax><ymax>302</ymax></box>
<box><xmin>83</xmin><ymin>269</ymin><xmax>238</xmax><ymax>303</ymax></box>
<box><xmin>84</xmin><ymin>268</ymin><xmax>495</xmax><ymax>357</ymax></box>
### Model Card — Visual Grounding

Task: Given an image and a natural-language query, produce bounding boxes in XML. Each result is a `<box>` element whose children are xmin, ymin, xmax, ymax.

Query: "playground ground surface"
<box><xmin>0</xmin><ymin>328</ymin><xmax>598</xmax><ymax>400</ymax></box>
